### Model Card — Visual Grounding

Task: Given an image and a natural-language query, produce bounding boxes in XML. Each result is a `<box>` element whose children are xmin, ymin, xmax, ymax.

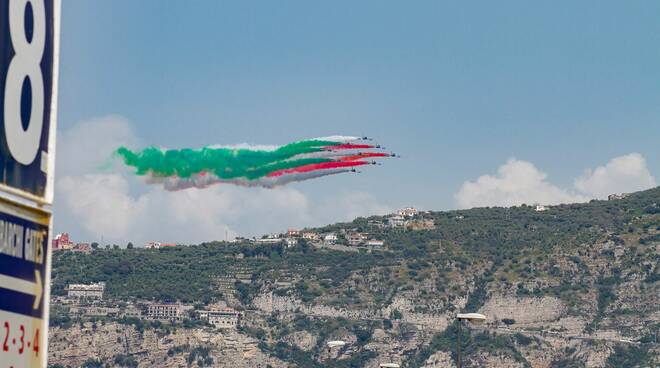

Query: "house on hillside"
<box><xmin>198</xmin><ymin>308</ymin><xmax>241</xmax><ymax>329</ymax></box>
<box><xmin>71</xmin><ymin>243</ymin><xmax>92</xmax><ymax>254</ymax></box>
<box><xmin>347</xmin><ymin>232</ymin><xmax>368</xmax><ymax>246</ymax></box>
<box><xmin>146</xmin><ymin>303</ymin><xmax>192</xmax><ymax>322</ymax></box>
<box><xmin>256</xmin><ymin>235</ymin><xmax>281</xmax><ymax>244</ymax></box>
<box><xmin>388</xmin><ymin>215</ymin><xmax>406</xmax><ymax>228</ymax></box>
<box><xmin>608</xmin><ymin>193</ymin><xmax>630</xmax><ymax>201</ymax></box>
<box><xmin>366</xmin><ymin>239</ymin><xmax>384</xmax><ymax>247</ymax></box>
<box><xmin>285</xmin><ymin>237</ymin><xmax>298</xmax><ymax>248</ymax></box>
<box><xmin>324</xmin><ymin>233</ymin><xmax>338</xmax><ymax>245</ymax></box>
<box><xmin>367</xmin><ymin>219</ymin><xmax>385</xmax><ymax>228</ymax></box>
<box><xmin>302</xmin><ymin>231</ymin><xmax>320</xmax><ymax>241</ymax></box>
<box><xmin>67</xmin><ymin>282</ymin><xmax>105</xmax><ymax>299</ymax></box>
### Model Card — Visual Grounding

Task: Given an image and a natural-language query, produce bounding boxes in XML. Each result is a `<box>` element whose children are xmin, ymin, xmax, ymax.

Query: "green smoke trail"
<box><xmin>116</xmin><ymin>139</ymin><xmax>342</xmax><ymax>180</ymax></box>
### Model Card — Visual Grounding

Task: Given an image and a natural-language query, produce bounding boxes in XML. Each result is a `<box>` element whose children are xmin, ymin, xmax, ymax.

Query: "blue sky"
<box><xmin>54</xmin><ymin>1</ymin><xmax>660</xmax><ymax>244</ymax></box>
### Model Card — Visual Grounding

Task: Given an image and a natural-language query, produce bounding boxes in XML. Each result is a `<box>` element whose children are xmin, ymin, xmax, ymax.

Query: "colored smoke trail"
<box><xmin>116</xmin><ymin>136</ymin><xmax>393</xmax><ymax>190</ymax></box>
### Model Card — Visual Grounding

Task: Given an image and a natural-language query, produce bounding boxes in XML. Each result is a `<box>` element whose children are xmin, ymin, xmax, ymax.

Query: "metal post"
<box><xmin>457</xmin><ymin>320</ymin><xmax>462</xmax><ymax>368</ymax></box>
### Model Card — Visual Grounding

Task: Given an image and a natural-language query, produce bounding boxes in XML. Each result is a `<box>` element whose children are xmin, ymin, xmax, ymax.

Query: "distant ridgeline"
<box><xmin>51</xmin><ymin>187</ymin><xmax>659</xmax><ymax>302</ymax></box>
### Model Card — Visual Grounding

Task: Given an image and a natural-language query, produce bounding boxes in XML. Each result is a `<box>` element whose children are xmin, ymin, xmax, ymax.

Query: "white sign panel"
<box><xmin>0</xmin><ymin>198</ymin><xmax>50</xmax><ymax>367</ymax></box>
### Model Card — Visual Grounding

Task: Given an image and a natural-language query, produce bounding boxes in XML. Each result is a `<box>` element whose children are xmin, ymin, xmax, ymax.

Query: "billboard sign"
<box><xmin>0</xmin><ymin>0</ymin><xmax>60</xmax><ymax>367</ymax></box>
<box><xmin>0</xmin><ymin>0</ymin><xmax>59</xmax><ymax>204</ymax></box>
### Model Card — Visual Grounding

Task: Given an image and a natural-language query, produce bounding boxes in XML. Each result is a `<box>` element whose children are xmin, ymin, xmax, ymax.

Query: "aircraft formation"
<box><xmin>116</xmin><ymin>136</ymin><xmax>396</xmax><ymax>190</ymax></box>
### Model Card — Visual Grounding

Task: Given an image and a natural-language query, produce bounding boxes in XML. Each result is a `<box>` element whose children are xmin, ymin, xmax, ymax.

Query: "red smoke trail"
<box><xmin>267</xmin><ymin>161</ymin><xmax>369</xmax><ymax>177</ymax></box>
<box><xmin>339</xmin><ymin>152</ymin><xmax>389</xmax><ymax>162</ymax></box>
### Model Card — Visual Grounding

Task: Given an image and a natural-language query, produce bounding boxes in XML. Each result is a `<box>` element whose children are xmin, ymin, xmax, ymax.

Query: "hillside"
<box><xmin>48</xmin><ymin>188</ymin><xmax>660</xmax><ymax>368</ymax></box>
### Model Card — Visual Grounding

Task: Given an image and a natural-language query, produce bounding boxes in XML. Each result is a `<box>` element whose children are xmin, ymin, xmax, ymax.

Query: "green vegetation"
<box><xmin>605</xmin><ymin>345</ymin><xmax>652</xmax><ymax>368</ymax></box>
<box><xmin>187</xmin><ymin>346</ymin><xmax>214</xmax><ymax>367</ymax></box>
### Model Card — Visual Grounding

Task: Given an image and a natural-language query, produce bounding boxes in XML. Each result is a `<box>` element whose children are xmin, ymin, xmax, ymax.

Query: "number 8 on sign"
<box><xmin>4</xmin><ymin>0</ymin><xmax>46</xmax><ymax>165</ymax></box>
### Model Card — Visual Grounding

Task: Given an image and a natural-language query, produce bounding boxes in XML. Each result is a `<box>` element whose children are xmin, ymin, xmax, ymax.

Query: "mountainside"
<box><xmin>48</xmin><ymin>188</ymin><xmax>660</xmax><ymax>368</ymax></box>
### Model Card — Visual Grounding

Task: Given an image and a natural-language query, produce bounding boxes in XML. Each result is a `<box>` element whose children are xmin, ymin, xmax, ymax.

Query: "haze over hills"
<box><xmin>48</xmin><ymin>187</ymin><xmax>659</xmax><ymax>368</ymax></box>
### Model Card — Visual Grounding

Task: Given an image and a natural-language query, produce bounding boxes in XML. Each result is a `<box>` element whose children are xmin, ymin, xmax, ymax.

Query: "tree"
<box><xmin>113</xmin><ymin>244</ymin><xmax>120</xmax><ymax>250</ymax></box>
<box><xmin>91</xmin><ymin>242</ymin><xmax>99</xmax><ymax>249</ymax></box>
<box><xmin>127</xmin><ymin>242</ymin><xmax>134</xmax><ymax>249</ymax></box>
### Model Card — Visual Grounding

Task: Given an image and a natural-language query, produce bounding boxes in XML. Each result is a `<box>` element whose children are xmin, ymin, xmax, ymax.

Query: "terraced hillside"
<box><xmin>48</xmin><ymin>187</ymin><xmax>660</xmax><ymax>367</ymax></box>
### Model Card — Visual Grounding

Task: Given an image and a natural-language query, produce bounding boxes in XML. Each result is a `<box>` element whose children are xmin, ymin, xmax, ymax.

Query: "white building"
<box><xmin>535</xmin><ymin>205</ymin><xmax>548</xmax><ymax>212</ymax></box>
<box><xmin>608</xmin><ymin>193</ymin><xmax>629</xmax><ymax>201</ymax></box>
<box><xmin>67</xmin><ymin>282</ymin><xmax>105</xmax><ymax>299</ymax></box>
<box><xmin>366</xmin><ymin>240</ymin><xmax>384</xmax><ymax>247</ymax></box>
<box><xmin>324</xmin><ymin>233</ymin><xmax>338</xmax><ymax>245</ymax></box>
<box><xmin>388</xmin><ymin>215</ymin><xmax>406</xmax><ymax>228</ymax></box>
<box><xmin>198</xmin><ymin>309</ymin><xmax>240</xmax><ymax>329</ymax></box>
<box><xmin>284</xmin><ymin>238</ymin><xmax>298</xmax><ymax>248</ymax></box>
<box><xmin>147</xmin><ymin>303</ymin><xmax>190</xmax><ymax>321</ymax></box>
<box><xmin>256</xmin><ymin>235</ymin><xmax>281</xmax><ymax>244</ymax></box>
<box><xmin>302</xmin><ymin>232</ymin><xmax>320</xmax><ymax>241</ymax></box>
<box><xmin>397</xmin><ymin>207</ymin><xmax>418</xmax><ymax>218</ymax></box>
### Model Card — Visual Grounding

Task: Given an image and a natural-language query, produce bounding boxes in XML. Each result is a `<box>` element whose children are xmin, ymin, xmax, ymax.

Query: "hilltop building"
<box><xmin>53</xmin><ymin>233</ymin><xmax>74</xmax><ymax>250</ymax></box>
<box><xmin>388</xmin><ymin>215</ymin><xmax>406</xmax><ymax>228</ymax></box>
<box><xmin>146</xmin><ymin>242</ymin><xmax>177</xmax><ymax>249</ymax></box>
<box><xmin>535</xmin><ymin>205</ymin><xmax>548</xmax><ymax>212</ymax></box>
<box><xmin>397</xmin><ymin>207</ymin><xmax>418</xmax><ymax>218</ymax></box>
<box><xmin>608</xmin><ymin>193</ymin><xmax>630</xmax><ymax>201</ymax></box>
<box><xmin>67</xmin><ymin>282</ymin><xmax>105</xmax><ymax>299</ymax></box>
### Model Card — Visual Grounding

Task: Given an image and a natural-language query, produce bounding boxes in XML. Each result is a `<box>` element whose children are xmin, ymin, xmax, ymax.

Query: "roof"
<box><xmin>457</xmin><ymin>313</ymin><xmax>486</xmax><ymax>322</ymax></box>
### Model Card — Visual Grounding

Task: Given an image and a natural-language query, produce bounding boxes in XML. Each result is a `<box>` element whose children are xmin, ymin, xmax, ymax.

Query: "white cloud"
<box><xmin>54</xmin><ymin>116</ymin><xmax>391</xmax><ymax>246</ymax></box>
<box><xmin>57</xmin><ymin>174</ymin><xmax>148</xmax><ymax>236</ymax></box>
<box><xmin>455</xmin><ymin>154</ymin><xmax>657</xmax><ymax>209</ymax></box>
<box><xmin>56</xmin><ymin>115</ymin><xmax>140</xmax><ymax>177</ymax></box>
<box><xmin>574</xmin><ymin>153</ymin><xmax>657</xmax><ymax>199</ymax></box>
<box><xmin>454</xmin><ymin>159</ymin><xmax>586</xmax><ymax>209</ymax></box>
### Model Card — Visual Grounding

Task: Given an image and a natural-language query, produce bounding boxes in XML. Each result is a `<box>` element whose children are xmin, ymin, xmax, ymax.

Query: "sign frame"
<box><xmin>0</xmin><ymin>0</ymin><xmax>60</xmax><ymax>367</ymax></box>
